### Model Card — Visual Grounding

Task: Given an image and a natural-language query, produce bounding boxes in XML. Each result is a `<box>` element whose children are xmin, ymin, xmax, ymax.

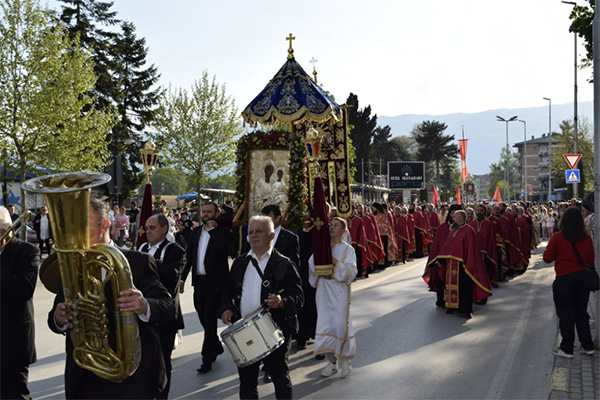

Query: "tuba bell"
<box><xmin>22</xmin><ymin>171</ymin><xmax>141</xmax><ymax>382</ymax></box>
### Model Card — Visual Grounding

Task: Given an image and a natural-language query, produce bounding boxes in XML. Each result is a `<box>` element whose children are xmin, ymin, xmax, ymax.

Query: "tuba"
<box><xmin>22</xmin><ymin>172</ymin><xmax>141</xmax><ymax>382</ymax></box>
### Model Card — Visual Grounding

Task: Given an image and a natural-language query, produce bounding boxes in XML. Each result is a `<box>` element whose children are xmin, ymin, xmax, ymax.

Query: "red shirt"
<box><xmin>543</xmin><ymin>232</ymin><xmax>594</xmax><ymax>277</ymax></box>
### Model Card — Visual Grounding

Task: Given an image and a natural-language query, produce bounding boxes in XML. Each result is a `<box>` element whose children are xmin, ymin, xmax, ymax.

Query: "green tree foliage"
<box><xmin>204</xmin><ymin>173</ymin><xmax>236</xmax><ymax>190</ymax></box>
<box><xmin>346</xmin><ymin>93</ymin><xmax>377</xmax><ymax>183</ymax></box>
<box><xmin>153</xmin><ymin>72</ymin><xmax>244</xmax><ymax>191</ymax></box>
<box><xmin>564</xmin><ymin>1</ymin><xmax>594</xmax><ymax>70</ymax></box>
<box><xmin>111</xmin><ymin>21</ymin><xmax>162</xmax><ymax>199</ymax></box>
<box><xmin>552</xmin><ymin>117</ymin><xmax>594</xmax><ymax>195</ymax></box>
<box><xmin>0</xmin><ymin>0</ymin><xmax>116</xmax><ymax>210</ymax></box>
<box><xmin>58</xmin><ymin>1</ymin><xmax>161</xmax><ymax>200</ymax></box>
<box><xmin>487</xmin><ymin>147</ymin><xmax>519</xmax><ymax>200</ymax></box>
<box><xmin>150</xmin><ymin>167</ymin><xmax>187</xmax><ymax>195</ymax></box>
<box><xmin>412</xmin><ymin>120</ymin><xmax>459</xmax><ymax>186</ymax></box>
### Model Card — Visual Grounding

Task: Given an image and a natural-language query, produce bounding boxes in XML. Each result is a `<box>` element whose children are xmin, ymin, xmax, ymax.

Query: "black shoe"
<box><xmin>263</xmin><ymin>372</ymin><xmax>272</xmax><ymax>383</ymax></box>
<box><xmin>445</xmin><ymin>309</ymin><xmax>455</xmax><ymax>314</ymax></box>
<box><xmin>464</xmin><ymin>313</ymin><xmax>472</xmax><ymax>320</ymax></box>
<box><xmin>315</xmin><ymin>354</ymin><xmax>325</xmax><ymax>360</ymax></box>
<box><xmin>296</xmin><ymin>343</ymin><xmax>307</xmax><ymax>350</ymax></box>
<box><xmin>197</xmin><ymin>363</ymin><xmax>212</xmax><ymax>374</ymax></box>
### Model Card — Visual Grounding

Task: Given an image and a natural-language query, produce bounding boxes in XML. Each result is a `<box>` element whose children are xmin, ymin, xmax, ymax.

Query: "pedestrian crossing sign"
<box><xmin>565</xmin><ymin>169</ymin><xmax>580</xmax><ymax>183</ymax></box>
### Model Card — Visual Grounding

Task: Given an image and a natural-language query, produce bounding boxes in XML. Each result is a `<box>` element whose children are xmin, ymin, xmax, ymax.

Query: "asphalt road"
<box><xmin>28</xmin><ymin>243</ymin><xmax>557</xmax><ymax>399</ymax></box>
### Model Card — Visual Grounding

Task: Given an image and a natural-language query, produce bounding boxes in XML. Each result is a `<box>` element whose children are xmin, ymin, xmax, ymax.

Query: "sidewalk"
<box><xmin>549</xmin><ymin>291</ymin><xmax>599</xmax><ymax>399</ymax></box>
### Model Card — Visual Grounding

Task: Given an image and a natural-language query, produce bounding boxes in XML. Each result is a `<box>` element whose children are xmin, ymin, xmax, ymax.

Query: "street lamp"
<box><xmin>543</xmin><ymin>97</ymin><xmax>552</xmax><ymax>201</ymax></box>
<box><xmin>518</xmin><ymin>120</ymin><xmax>528</xmax><ymax>202</ymax></box>
<box><xmin>497</xmin><ymin>115</ymin><xmax>518</xmax><ymax>202</ymax></box>
<box><xmin>562</xmin><ymin>1</ymin><xmax>579</xmax><ymax>198</ymax></box>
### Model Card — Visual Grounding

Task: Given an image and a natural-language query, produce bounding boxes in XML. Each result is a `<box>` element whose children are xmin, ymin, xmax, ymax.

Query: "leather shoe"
<box><xmin>315</xmin><ymin>354</ymin><xmax>325</xmax><ymax>360</ymax></box>
<box><xmin>263</xmin><ymin>372</ymin><xmax>272</xmax><ymax>383</ymax></box>
<box><xmin>196</xmin><ymin>363</ymin><xmax>212</xmax><ymax>374</ymax></box>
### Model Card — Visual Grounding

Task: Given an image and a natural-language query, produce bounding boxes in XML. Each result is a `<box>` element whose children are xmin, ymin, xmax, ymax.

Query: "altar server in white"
<box><xmin>309</xmin><ymin>217</ymin><xmax>358</xmax><ymax>378</ymax></box>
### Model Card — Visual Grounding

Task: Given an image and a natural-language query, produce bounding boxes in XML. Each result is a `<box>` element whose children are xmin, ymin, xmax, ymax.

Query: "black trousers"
<box><xmin>1</xmin><ymin>365</ymin><xmax>30</xmax><ymax>400</ymax></box>
<box><xmin>413</xmin><ymin>229</ymin><xmax>424</xmax><ymax>258</ymax></box>
<box><xmin>553</xmin><ymin>270</ymin><xmax>594</xmax><ymax>353</ymax></box>
<box><xmin>193</xmin><ymin>279</ymin><xmax>224</xmax><ymax>364</ymax></box>
<box><xmin>157</xmin><ymin>326</ymin><xmax>177</xmax><ymax>399</ymax></box>
<box><xmin>39</xmin><ymin>238</ymin><xmax>51</xmax><ymax>255</ymax></box>
<box><xmin>238</xmin><ymin>336</ymin><xmax>292</xmax><ymax>399</ymax></box>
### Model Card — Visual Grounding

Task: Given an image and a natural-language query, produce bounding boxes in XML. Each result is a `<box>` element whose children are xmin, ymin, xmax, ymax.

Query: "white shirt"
<box><xmin>240</xmin><ymin>246</ymin><xmax>273</xmax><ymax>318</ymax></box>
<box><xmin>196</xmin><ymin>225</ymin><xmax>214</xmax><ymax>276</ymax></box>
<box><xmin>273</xmin><ymin>225</ymin><xmax>282</xmax><ymax>245</ymax></box>
<box><xmin>40</xmin><ymin>215</ymin><xmax>50</xmax><ymax>240</ymax></box>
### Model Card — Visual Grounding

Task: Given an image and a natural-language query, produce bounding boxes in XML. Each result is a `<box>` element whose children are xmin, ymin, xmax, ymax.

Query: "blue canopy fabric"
<box><xmin>242</xmin><ymin>57</ymin><xmax>342</xmax><ymax>125</ymax></box>
<box><xmin>175</xmin><ymin>191</ymin><xmax>198</xmax><ymax>202</ymax></box>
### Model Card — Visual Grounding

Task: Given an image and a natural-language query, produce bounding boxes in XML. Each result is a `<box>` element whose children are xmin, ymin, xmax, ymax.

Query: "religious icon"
<box><xmin>248</xmin><ymin>149</ymin><xmax>290</xmax><ymax>217</ymax></box>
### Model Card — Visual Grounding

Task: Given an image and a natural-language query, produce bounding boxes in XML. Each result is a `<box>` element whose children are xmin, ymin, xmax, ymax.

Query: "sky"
<box><xmin>44</xmin><ymin>0</ymin><xmax>595</xmax><ymax>118</ymax></box>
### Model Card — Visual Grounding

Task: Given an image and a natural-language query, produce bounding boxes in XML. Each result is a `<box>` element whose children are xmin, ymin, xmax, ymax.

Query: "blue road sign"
<box><xmin>565</xmin><ymin>169</ymin><xmax>581</xmax><ymax>183</ymax></box>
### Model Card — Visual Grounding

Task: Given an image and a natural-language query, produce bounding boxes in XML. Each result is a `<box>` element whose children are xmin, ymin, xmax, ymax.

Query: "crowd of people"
<box><xmin>2</xmin><ymin>191</ymin><xmax>597</xmax><ymax>399</ymax></box>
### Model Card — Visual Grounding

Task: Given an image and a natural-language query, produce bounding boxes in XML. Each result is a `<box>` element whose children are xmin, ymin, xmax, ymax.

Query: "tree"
<box><xmin>346</xmin><ymin>93</ymin><xmax>377</xmax><ymax>183</ymax></box>
<box><xmin>153</xmin><ymin>72</ymin><xmax>244</xmax><ymax>191</ymax></box>
<box><xmin>0</xmin><ymin>0</ymin><xmax>116</xmax><ymax>212</ymax></box>
<box><xmin>111</xmin><ymin>21</ymin><xmax>162</xmax><ymax>200</ymax></box>
<box><xmin>487</xmin><ymin>147</ymin><xmax>519</xmax><ymax>200</ymax></box>
<box><xmin>565</xmin><ymin>1</ymin><xmax>594</xmax><ymax>70</ymax></box>
<box><xmin>412</xmin><ymin>120</ymin><xmax>460</xmax><ymax>183</ymax></box>
<box><xmin>150</xmin><ymin>167</ymin><xmax>188</xmax><ymax>195</ymax></box>
<box><xmin>552</xmin><ymin>117</ymin><xmax>594</xmax><ymax>196</ymax></box>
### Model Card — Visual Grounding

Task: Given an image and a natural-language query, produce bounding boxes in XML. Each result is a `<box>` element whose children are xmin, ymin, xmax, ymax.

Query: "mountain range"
<box><xmin>378</xmin><ymin>101</ymin><xmax>593</xmax><ymax>176</ymax></box>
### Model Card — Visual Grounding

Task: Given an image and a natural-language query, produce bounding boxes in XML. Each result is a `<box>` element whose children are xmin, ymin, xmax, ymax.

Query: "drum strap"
<box><xmin>248</xmin><ymin>256</ymin><xmax>271</xmax><ymax>288</ymax></box>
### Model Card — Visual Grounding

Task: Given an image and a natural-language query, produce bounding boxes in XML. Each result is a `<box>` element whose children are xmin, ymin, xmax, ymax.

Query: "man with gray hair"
<box><xmin>1</xmin><ymin>206</ymin><xmax>40</xmax><ymax>399</ymax></box>
<box><xmin>220</xmin><ymin>215</ymin><xmax>304</xmax><ymax>399</ymax></box>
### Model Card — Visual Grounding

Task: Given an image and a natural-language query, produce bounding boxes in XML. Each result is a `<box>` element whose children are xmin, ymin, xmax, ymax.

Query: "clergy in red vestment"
<box><xmin>357</xmin><ymin>204</ymin><xmax>385</xmax><ymax>269</ymax></box>
<box><xmin>426</xmin><ymin>204</ymin><xmax>441</xmax><ymax>237</ymax></box>
<box><xmin>489</xmin><ymin>205</ymin><xmax>508</xmax><ymax>282</ymax></box>
<box><xmin>425</xmin><ymin>210</ymin><xmax>492</xmax><ymax>319</ymax></box>
<box><xmin>393</xmin><ymin>206</ymin><xmax>411</xmax><ymax>263</ymax></box>
<box><xmin>469</xmin><ymin>204</ymin><xmax>499</xmax><ymax>288</ymax></box>
<box><xmin>499</xmin><ymin>204</ymin><xmax>524</xmax><ymax>275</ymax></box>
<box><xmin>423</xmin><ymin>204</ymin><xmax>462</xmax><ymax>308</ymax></box>
<box><xmin>371</xmin><ymin>202</ymin><xmax>397</xmax><ymax>269</ymax></box>
<box><xmin>410</xmin><ymin>204</ymin><xmax>428</xmax><ymax>258</ymax></box>
<box><xmin>346</xmin><ymin>205</ymin><xmax>371</xmax><ymax>278</ymax></box>
<box><xmin>515</xmin><ymin>206</ymin><xmax>531</xmax><ymax>270</ymax></box>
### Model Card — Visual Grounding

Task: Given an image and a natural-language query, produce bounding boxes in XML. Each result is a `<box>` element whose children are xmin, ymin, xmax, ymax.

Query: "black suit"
<box><xmin>139</xmin><ymin>240</ymin><xmax>186</xmax><ymax>399</ymax></box>
<box><xmin>1</xmin><ymin>238</ymin><xmax>40</xmax><ymax>400</ymax></box>
<box><xmin>48</xmin><ymin>249</ymin><xmax>176</xmax><ymax>399</ymax></box>
<box><xmin>242</xmin><ymin>227</ymin><xmax>300</xmax><ymax>268</ymax></box>
<box><xmin>219</xmin><ymin>249</ymin><xmax>304</xmax><ymax>399</ymax></box>
<box><xmin>181</xmin><ymin>223</ymin><xmax>236</xmax><ymax>366</ymax></box>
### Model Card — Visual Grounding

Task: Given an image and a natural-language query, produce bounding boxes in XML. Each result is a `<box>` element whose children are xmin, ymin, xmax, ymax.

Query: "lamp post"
<box><xmin>518</xmin><ymin>120</ymin><xmax>528</xmax><ymax>202</ymax></box>
<box><xmin>562</xmin><ymin>1</ymin><xmax>578</xmax><ymax>198</ymax></box>
<box><xmin>543</xmin><ymin>97</ymin><xmax>552</xmax><ymax>201</ymax></box>
<box><xmin>496</xmin><ymin>115</ymin><xmax>518</xmax><ymax>202</ymax></box>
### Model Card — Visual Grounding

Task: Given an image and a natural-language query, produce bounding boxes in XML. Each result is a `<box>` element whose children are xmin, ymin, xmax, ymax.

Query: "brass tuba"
<box><xmin>0</xmin><ymin>210</ymin><xmax>32</xmax><ymax>251</ymax></box>
<box><xmin>22</xmin><ymin>172</ymin><xmax>141</xmax><ymax>382</ymax></box>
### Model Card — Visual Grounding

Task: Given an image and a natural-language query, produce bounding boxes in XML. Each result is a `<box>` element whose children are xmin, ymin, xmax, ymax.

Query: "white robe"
<box><xmin>309</xmin><ymin>242</ymin><xmax>358</xmax><ymax>359</ymax></box>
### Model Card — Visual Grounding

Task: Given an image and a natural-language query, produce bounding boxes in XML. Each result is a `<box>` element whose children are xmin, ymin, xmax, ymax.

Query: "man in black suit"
<box><xmin>180</xmin><ymin>202</ymin><xmax>237</xmax><ymax>373</ymax></box>
<box><xmin>1</xmin><ymin>206</ymin><xmax>40</xmax><ymax>400</ymax></box>
<box><xmin>220</xmin><ymin>215</ymin><xmax>304</xmax><ymax>399</ymax></box>
<box><xmin>48</xmin><ymin>198</ymin><xmax>175</xmax><ymax>399</ymax></box>
<box><xmin>139</xmin><ymin>213</ymin><xmax>186</xmax><ymax>399</ymax></box>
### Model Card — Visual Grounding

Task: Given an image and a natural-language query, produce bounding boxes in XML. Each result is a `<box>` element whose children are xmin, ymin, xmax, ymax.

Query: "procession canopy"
<box><xmin>241</xmin><ymin>34</ymin><xmax>342</xmax><ymax>126</ymax></box>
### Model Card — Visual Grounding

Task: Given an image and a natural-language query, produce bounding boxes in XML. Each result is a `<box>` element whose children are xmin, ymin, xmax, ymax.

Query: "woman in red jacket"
<box><xmin>543</xmin><ymin>206</ymin><xmax>595</xmax><ymax>358</ymax></box>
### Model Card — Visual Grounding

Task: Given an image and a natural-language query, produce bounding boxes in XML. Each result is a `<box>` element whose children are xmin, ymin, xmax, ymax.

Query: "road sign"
<box><xmin>565</xmin><ymin>169</ymin><xmax>581</xmax><ymax>183</ymax></box>
<box><xmin>563</xmin><ymin>154</ymin><xmax>582</xmax><ymax>169</ymax></box>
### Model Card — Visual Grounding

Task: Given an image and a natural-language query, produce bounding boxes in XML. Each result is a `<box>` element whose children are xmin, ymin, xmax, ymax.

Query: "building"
<box><xmin>472</xmin><ymin>174</ymin><xmax>492</xmax><ymax>201</ymax></box>
<box><xmin>513</xmin><ymin>133</ymin><xmax>564</xmax><ymax>203</ymax></box>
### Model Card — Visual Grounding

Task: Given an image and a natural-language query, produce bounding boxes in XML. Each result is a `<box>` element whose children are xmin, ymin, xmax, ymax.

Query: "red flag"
<box><xmin>459</xmin><ymin>139</ymin><xmax>468</xmax><ymax>183</ymax></box>
<box><xmin>433</xmin><ymin>185</ymin><xmax>440</xmax><ymax>205</ymax></box>
<box><xmin>492</xmin><ymin>185</ymin><xmax>502</xmax><ymax>203</ymax></box>
<box><xmin>136</xmin><ymin>183</ymin><xmax>153</xmax><ymax>248</ymax></box>
<box><xmin>311</xmin><ymin>177</ymin><xmax>333</xmax><ymax>275</ymax></box>
<box><xmin>456</xmin><ymin>184</ymin><xmax>461</xmax><ymax>205</ymax></box>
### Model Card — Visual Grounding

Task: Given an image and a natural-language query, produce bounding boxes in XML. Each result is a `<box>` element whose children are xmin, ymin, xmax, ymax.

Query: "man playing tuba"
<box><xmin>48</xmin><ymin>198</ymin><xmax>175</xmax><ymax>399</ymax></box>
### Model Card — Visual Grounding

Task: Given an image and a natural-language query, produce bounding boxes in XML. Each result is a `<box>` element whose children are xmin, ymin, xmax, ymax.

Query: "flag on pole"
<box><xmin>456</xmin><ymin>183</ymin><xmax>461</xmax><ymax>205</ymax></box>
<box><xmin>136</xmin><ymin>182</ymin><xmax>153</xmax><ymax>248</ymax></box>
<box><xmin>433</xmin><ymin>185</ymin><xmax>440</xmax><ymax>205</ymax></box>
<box><xmin>459</xmin><ymin>139</ymin><xmax>468</xmax><ymax>183</ymax></box>
<box><xmin>492</xmin><ymin>185</ymin><xmax>502</xmax><ymax>203</ymax></box>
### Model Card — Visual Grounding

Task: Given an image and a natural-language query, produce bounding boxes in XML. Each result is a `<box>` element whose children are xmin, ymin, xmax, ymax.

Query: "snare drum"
<box><xmin>221</xmin><ymin>308</ymin><xmax>285</xmax><ymax>368</ymax></box>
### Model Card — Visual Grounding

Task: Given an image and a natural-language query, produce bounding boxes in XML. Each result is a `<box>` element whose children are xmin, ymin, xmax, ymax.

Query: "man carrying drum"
<box><xmin>219</xmin><ymin>215</ymin><xmax>304</xmax><ymax>399</ymax></box>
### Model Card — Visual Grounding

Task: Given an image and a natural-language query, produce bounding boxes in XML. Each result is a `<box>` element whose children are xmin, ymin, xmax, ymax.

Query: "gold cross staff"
<box><xmin>286</xmin><ymin>33</ymin><xmax>295</xmax><ymax>59</ymax></box>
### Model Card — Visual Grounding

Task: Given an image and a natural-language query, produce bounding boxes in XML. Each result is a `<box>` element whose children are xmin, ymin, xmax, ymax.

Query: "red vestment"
<box><xmin>346</xmin><ymin>215</ymin><xmax>371</xmax><ymax>274</ymax></box>
<box><xmin>363</xmin><ymin>214</ymin><xmax>385</xmax><ymax>263</ymax></box>
<box><xmin>469</xmin><ymin>218</ymin><xmax>498</xmax><ymax>285</ymax></box>
<box><xmin>516</xmin><ymin>215</ymin><xmax>531</xmax><ymax>266</ymax></box>
<box><xmin>500</xmin><ymin>214</ymin><xmax>524</xmax><ymax>272</ymax></box>
<box><xmin>423</xmin><ymin>222</ymin><xmax>452</xmax><ymax>290</ymax></box>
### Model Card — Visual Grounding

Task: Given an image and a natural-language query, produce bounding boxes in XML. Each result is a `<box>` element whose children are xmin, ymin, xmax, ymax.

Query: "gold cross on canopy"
<box><xmin>286</xmin><ymin>33</ymin><xmax>295</xmax><ymax>59</ymax></box>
